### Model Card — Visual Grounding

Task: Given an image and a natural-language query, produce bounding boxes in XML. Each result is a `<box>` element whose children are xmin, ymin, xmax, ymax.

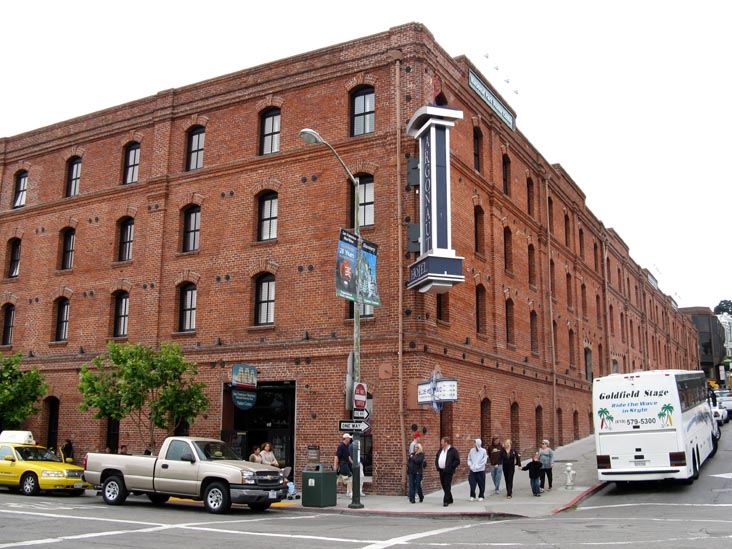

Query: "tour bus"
<box><xmin>593</xmin><ymin>370</ymin><xmax>719</xmax><ymax>483</ymax></box>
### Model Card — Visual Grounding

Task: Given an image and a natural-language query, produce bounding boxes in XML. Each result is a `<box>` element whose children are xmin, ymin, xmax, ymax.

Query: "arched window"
<box><xmin>530</xmin><ymin>310</ymin><xmax>538</xmax><ymax>353</ymax></box>
<box><xmin>566</xmin><ymin>273</ymin><xmax>573</xmax><ymax>308</ymax></box>
<box><xmin>584</xmin><ymin>347</ymin><xmax>593</xmax><ymax>381</ymax></box>
<box><xmin>581</xmin><ymin>283</ymin><xmax>587</xmax><ymax>318</ymax></box>
<box><xmin>186</xmin><ymin>126</ymin><xmax>205</xmax><ymax>170</ymax></box>
<box><xmin>596</xmin><ymin>295</ymin><xmax>602</xmax><ymax>327</ymax></box>
<box><xmin>510</xmin><ymin>402</ymin><xmax>520</xmax><ymax>448</ymax></box>
<box><xmin>2</xmin><ymin>304</ymin><xmax>15</xmax><ymax>346</ymax></box>
<box><xmin>480</xmin><ymin>398</ymin><xmax>491</xmax><ymax>444</ymax></box>
<box><xmin>259</xmin><ymin>108</ymin><xmax>281</xmax><ymax>155</ymax></box>
<box><xmin>475</xmin><ymin>285</ymin><xmax>486</xmax><ymax>334</ymax></box>
<box><xmin>505</xmin><ymin>299</ymin><xmax>515</xmax><ymax>345</ymax></box>
<box><xmin>55</xmin><ymin>297</ymin><xmax>70</xmax><ymax>341</ymax></box>
<box><xmin>528</xmin><ymin>244</ymin><xmax>536</xmax><ymax>286</ymax></box>
<box><xmin>113</xmin><ymin>291</ymin><xmax>129</xmax><ymax>338</ymax></box>
<box><xmin>351</xmin><ymin>86</ymin><xmax>374</xmax><ymax>136</ymax></box>
<box><xmin>535</xmin><ymin>406</ymin><xmax>544</xmax><ymax>449</ymax></box>
<box><xmin>502</xmin><ymin>154</ymin><xmax>511</xmax><ymax>195</ymax></box>
<box><xmin>13</xmin><ymin>170</ymin><xmax>28</xmax><ymax>208</ymax></box>
<box><xmin>258</xmin><ymin>192</ymin><xmax>278</xmax><ymax>241</ymax></box>
<box><xmin>353</xmin><ymin>175</ymin><xmax>374</xmax><ymax>227</ymax></box>
<box><xmin>564</xmin><ymin>214</ymin><xmax>570</xmax><ymax>247</ymax></box>
<box><xmin>550</xmin><ymin>259</ymin><xmax>556</xmax><ymax>292</ymax></box>
<box><xmin>473</xmin><ymin>128</ymin><xmax>482</xmax><ymax>172</ymax></box>
<box><xmin>556</xmin><ymin>408</ymin><xmax>564</xmax><ymax>446</ymax></box>
<box><xmin>503</xmin><ymin>227</ymin><xmax>513</xmax><ymax>271</ymax></box>
<box><xmin>123</xmin><ymin>142</ymin><xmax>140</xmax><ymax>184</ymax></box>
<box><xmin>66</xmin><ymin>156</ymin><xmax>82</xmax><ymax>197</ymax></box>
<box><xmin>526</xmin><ymin>177</ymin><xmax>534</xmax><ymax>216</ymax></box>
<box><xmin>578</xmin><ymin>228</ymin><xmax>585</xmax><ymax>259</ymax></box>
<box><xmin>568</xmin><ymin>329</ymin><xmax>576</xmax><ymax>366</ymax></box>
<box><xmin>7</xmin><ymin>238</ymin><xmax>21</xmax><ymax>278</ymax></box>
<box><xmin>255</xmin><ymin>274</ymin><xmax>275</xmax><ymax>326</ymax></box>
<box><xmin>178</xmin><ymin>283</ymin><xmax>197</xmax><ymax>332</ymax></box>
<box><xmin>437</xmin><ymin>292</ymin><xmax>450</xmax><ymax>322</ymax></box>
<box><xmin>474</xmin><ymin>206</ymin><xmax>484</xmax><ymax>254</ymax></box>
<box><xmin>182</xmin><ymin>205</ymin><xmax>201</xmax><ymax>252</ymax></box>
<box><xmin>547</xmin><ymin>197</ymin><xmax>554</xmax><ymax>233</ymax></box>
<box><xmin>60</xmin><ymin>228</ymin><xmax>75</xmax><ymax>270</ymax></box>
<box><xmin>609</xmin><ymin>305</ymin><xmax>615</xmax><ymax>335</ymax></box>
<box><xmin>118</xmin><ymin>217</ymin><xmax>134</xmax><ymax>262</ymax></box>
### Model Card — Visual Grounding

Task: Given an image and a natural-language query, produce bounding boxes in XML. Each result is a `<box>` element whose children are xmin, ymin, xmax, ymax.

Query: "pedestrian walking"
<box><xmin>467</xmin><ymin>438</ymin><xmax>487</xmax><ymax>501</ymax></box>
<box><xmin>334</xmin><ymin>433</ymin><xmax>353</xmax><ymax>496</ymax></box>
<box><xmin>521</xmin><ymin>452</ymin><xmax>543</xmax><ymax>496</ymax></box>
<box><xmin>487</xmin><ymin>436</ymin><xmax>503</xmax><ymax>494</ymax></box>
<box><xmin>539</xmin><ymin>439</ymin><xmax>555</xmax><ymax>492</ymax></box>
<box><xmin>500</xmin><ymin>438</ymin><xmax>521</xmax><ymax>498</ymax></box>
<box><xmin>434</xmin><ymin>436</ymin><xmax>460</xmax><ymax>507</ymax></box>
<box><xmin>407</xmin><ymin>442</ymin><xmax>425</xmax><ymax>503</ymax></box>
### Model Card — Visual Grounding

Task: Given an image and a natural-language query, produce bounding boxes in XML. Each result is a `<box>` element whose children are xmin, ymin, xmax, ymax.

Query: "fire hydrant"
<box><xmin>564</xmin><ymin>463</ymin><xmax>576</xmax><ymax>489</ymax></box>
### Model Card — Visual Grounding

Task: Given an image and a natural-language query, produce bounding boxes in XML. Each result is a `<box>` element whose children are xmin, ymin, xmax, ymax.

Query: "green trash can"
<box><xmin>301</xmin><ymin>463</ymin><xmax>337</xmax><ymax>507</ymax></box>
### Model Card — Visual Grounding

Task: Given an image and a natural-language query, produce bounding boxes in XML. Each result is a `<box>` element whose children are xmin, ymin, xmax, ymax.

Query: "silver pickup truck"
<box><xmin>84</xmin><ymin>436</ymin><xmax>287</xmax><ymax>513</ymax></box>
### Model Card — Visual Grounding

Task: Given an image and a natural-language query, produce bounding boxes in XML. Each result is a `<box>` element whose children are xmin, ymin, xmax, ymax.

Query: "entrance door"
<box><xmin>222</xmin><ymin>381</ymin><xmax>295</xmax><ymax>475</ymax></box>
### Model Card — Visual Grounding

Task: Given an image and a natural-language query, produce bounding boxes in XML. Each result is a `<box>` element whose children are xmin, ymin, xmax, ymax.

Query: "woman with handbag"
<box><xmin>407</xmin><ymin>443</ymin><xmax>426</xmax><ymax>503</ymax></box>
<box><xmin>500</xmin><ymin>439</ymin><xmax>521</xmax><ymax>498</ymax></box>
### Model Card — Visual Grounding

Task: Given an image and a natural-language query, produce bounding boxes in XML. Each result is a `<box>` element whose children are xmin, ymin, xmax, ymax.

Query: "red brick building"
<box><xmin>0</xmin><ymin>23</ymin><xmax>698</xmax><ymax>493</ymax></box>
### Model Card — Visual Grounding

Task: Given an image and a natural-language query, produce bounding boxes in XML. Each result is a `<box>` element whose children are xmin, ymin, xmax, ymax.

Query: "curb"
<box><xmin>551</xmin><ymin>482</ymin><xmax>607</xmax><ymax>514</ymax></box>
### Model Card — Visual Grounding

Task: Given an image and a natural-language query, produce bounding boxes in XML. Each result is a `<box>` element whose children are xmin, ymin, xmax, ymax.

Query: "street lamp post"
<box><xmin>299</xmin><ymin>128</ymin><xmax>364</xmax><ymax>509</ymax></box>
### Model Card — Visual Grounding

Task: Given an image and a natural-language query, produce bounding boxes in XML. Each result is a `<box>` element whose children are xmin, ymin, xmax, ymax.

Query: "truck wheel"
<box><xmin>248</xmin><ymin>502</ymin><xmax>271</xmax><ymax>512</ymax></box>
<box><xmin>21</xmin><ymin>473</ymin><xmax>40</xmax><ymax>496</ymax></box>
<box><xmin>204</xmin><ymin>481</ymin><xmax>231</xmax><ymax>514</ymax></box>
<box><xmin>147</xmin><ymin>493</ymin><xmax>170</xmax><ymax>505</ymax></box>
<box><xmin>102</xmin><ymin>476</ymin><xmax>129</xmax><ymax>505</ymax></box>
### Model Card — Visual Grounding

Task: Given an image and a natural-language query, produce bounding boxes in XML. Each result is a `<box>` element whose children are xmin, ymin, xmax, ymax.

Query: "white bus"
<box><xmin>593</xmin><ymin>370</ymin><xmax>719</xmax><ymax>483</ymax></box>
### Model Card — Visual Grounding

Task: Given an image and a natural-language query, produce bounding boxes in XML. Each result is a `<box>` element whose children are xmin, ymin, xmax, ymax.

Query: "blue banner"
<box><xmin>335</xmin><ymin>229</ymin><xmax>380</xmax><ymax>307</ymax></box>
<box><xmin>232</xmin><ymin>389</ymin><xmax>257</xmax><ymax>410</ymax></box>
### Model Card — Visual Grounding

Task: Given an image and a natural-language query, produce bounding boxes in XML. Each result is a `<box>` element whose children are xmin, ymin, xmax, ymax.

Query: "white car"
<box><xmin>713</xmin><ymin>402</ymin><xmax>729</xmax><ymax>426</ymax></box>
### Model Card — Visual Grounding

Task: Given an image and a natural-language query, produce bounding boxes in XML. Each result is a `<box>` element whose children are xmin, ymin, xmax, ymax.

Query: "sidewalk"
<box><xmin>284</xmin><ymin>435</ymin><xmax>604</xmax><ymax>518</ymax></box>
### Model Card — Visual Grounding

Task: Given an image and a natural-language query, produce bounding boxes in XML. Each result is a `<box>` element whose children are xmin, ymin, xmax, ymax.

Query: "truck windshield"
<box><xmin>192</xmin><ymin>440</ymin><xmax>241</xmax><ymax>461</ymax></box>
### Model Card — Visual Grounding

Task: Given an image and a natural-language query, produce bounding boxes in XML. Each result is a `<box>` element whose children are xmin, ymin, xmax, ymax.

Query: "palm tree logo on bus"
<box><xmin>598</xmin><ymin>408</ymin><xmax>614</xmax><ymax>430</ymax></box>
<box><xmin>658</xmin><ymin>403</ymin><xmax>674</xmax><ymax>427</ymax></box>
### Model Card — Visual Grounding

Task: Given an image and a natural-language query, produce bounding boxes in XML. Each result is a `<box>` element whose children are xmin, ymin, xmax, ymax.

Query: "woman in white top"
<box><xmin>260</xmin><ymin>442</ymin><xmax>279</xmax><ymax>467</ymax></box>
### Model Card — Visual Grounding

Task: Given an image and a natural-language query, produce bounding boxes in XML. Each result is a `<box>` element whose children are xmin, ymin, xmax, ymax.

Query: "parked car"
<box><xmin>713</xmin><ymin>402</ymin><xmax>729</xmax><ymax>426</ymax></box>
<box><xmin>714</xmin><ymin>390</ymin><xmax>732</xmax><ymax>414</ymax></box>
<box><xmin>0</xmin><ymin>431</ymin><xmax>90</xmax><ymax>496</ymax></box>
<box><xmin>84</xmin><ymin>436</ymin><xmax>287</xmax><ymax>514</ymax></box>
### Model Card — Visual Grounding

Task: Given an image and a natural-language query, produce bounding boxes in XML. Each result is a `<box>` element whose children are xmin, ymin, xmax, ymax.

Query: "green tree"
<box><xmin>713</xmin><ymin>300</ymin><xmax>732</xmax><ymax>315</ymax></box>
<box><xmin>0</xmin><ymin>353</ymin><xmax>47</xmax><ymax>430</ymax></box>
<box><xmin>78</xmin><ymin>342</ymin><xmax>209</xmax><ymax>449</ymax></box>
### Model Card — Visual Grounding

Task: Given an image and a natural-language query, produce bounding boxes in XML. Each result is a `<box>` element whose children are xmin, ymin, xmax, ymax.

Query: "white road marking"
<box><xmin>358</xmin><ymin>522</ymin><xmax>478</xmax><ymax>549</ymax></box>
<box><xmin>577</xmin><ymin>502</ymin><xmax>732</xmax><ymax>511</ymax></box>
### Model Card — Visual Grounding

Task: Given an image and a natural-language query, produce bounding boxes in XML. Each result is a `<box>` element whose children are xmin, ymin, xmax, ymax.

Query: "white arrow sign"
<box><xmin>352</xmin><ymin>408</ymin><xmax>370</xmax><ymax>420</ymax></box>
<box><xmin>339</xmin><ymin>420</ymin><xmax>369</xmax><ymax>433</ymax></box>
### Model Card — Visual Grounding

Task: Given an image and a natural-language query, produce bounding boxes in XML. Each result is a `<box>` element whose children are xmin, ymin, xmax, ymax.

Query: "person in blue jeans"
<box><xmin>487</xmin><ymin>436</ymin><xmax>503</xmax><ymax>494</ymax></box>
<box><xmin>407</xmin><ymin>443</ymin><xmax>425</xmax><ymax>503</ymax></box>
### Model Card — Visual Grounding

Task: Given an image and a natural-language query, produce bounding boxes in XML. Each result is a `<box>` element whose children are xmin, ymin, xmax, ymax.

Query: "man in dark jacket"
<box><xmin>434</xmin><ymin>436</ymin><xmax>460</xmax><ymax>506</ymax></box>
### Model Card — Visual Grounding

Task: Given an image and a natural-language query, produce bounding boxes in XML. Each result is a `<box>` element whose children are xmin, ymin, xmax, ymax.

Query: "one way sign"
<box><xmin>339</xmin><ymin>420</ymin><xmax>369</xmax><ymax>433</ymax></box>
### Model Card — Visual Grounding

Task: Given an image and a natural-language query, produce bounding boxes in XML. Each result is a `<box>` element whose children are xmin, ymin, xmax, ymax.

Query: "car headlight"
<box><xmin>42</xmin><ymin>470</ymin><xmax>65</xmax><ymax>478</ymax></box>
<box><xmin>242</xmin><ymin>471</ymin><xmax>256</xmax><ymax>485</ymax></box>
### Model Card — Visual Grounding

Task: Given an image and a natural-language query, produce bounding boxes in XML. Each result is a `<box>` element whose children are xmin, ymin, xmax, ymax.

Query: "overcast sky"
<box><xmin>2</xmin><ymin>0</ymin><xmax>729</xmax><ymax>310</ymax></box>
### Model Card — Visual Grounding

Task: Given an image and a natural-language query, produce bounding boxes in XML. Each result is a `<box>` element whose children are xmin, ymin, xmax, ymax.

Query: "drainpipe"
<box><xmin>545</xmin><ymin>176</ymin><xmax>558</xmax><ymax>445</ymax></box>
<box><xmin>394</xmin><ymin>52</ymin><xmax>407</xmax><ymax>492</ymax></box>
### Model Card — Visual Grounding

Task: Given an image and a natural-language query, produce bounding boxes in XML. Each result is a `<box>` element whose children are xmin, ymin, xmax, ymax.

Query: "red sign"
<box><xmin>354</xmin><ymin>382</ymin><xmax>367</xmax><ymax>409</ymax></box>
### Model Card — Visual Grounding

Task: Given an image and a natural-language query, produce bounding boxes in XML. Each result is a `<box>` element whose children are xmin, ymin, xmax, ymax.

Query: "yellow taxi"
<box><xmin>0</xmin><ymin>431</ymin><xmax>90</xmax><ymax>496</ymax></box>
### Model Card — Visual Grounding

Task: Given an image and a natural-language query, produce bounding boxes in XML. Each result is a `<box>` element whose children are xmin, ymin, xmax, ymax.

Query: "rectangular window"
<box><xmin>258</xmin><ymin>194</ymin><xmax>278</xmax><ymax>241</ymax></box>
<box><xmin>8</xmin><ymin>240</ymin><xmax>20</xmax><ymax>278</ymax></box>
<box><xmin>260</xmin><ymin>110</ymin><xmax>281</xmax><ymax>155</ymax></box>
<box><xmin>13</xmin><ymin>172</ymin><xmax>27</xmax><ymax>208</ymax></box>
<box><xmin>114</xmin><ymin>293</ymin><xmax>129</xmax><ymax>337</ymax></box>
<box><xmin>56</xmin><ymin>299</ymin><xmax>70</xmax><ymax>341</ymax></box>
<box><xmin>66</xmin><ymin>158</ymin><xmax>82</xmax><ymax>197</ymax></box>
<box><xmin>352</xmin><ymin>88</ymin><xmax>375</xmax><ymax>136</ymax></box>
<box><xmin>61</xmin><ymin>230</ymin><xmax>75</xmax><ymax>270</ymax></box>
<box><xmin>118</xmin><ymin>219</ymin><xmax>134</xmax><ymax>261</ymax></box>
<box><xmin>2</xmin><ymin>305</ymin><xmax>15</xmax><ymax>346</ymax></box>
<box><xmin>356</xmin><ymin>176</ymin><xmax>374</xmax><ymax>227</ymax></box>
<box><xmin>124</xmin><ymin>143</ymin><xmax>140</xmax><ymax>184</ymax></box>
<box><xmin>187</xmin><ymin>127</ymin><xmax>205</xmax><ymax>171</ymax></box>
<box><xmin>179</xmin><ymin>285</ymin><xmax>197</xmax><ymax>332</ymax></box>
<box><xmin>256</xmin><ymin>275</ymin><xmax>275</xmax><ymax>325</ymax></box>
<box><xmin>183</xmin><ymin>206</ymin><xmax>201</xmax><ymax>252</ymax></box>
